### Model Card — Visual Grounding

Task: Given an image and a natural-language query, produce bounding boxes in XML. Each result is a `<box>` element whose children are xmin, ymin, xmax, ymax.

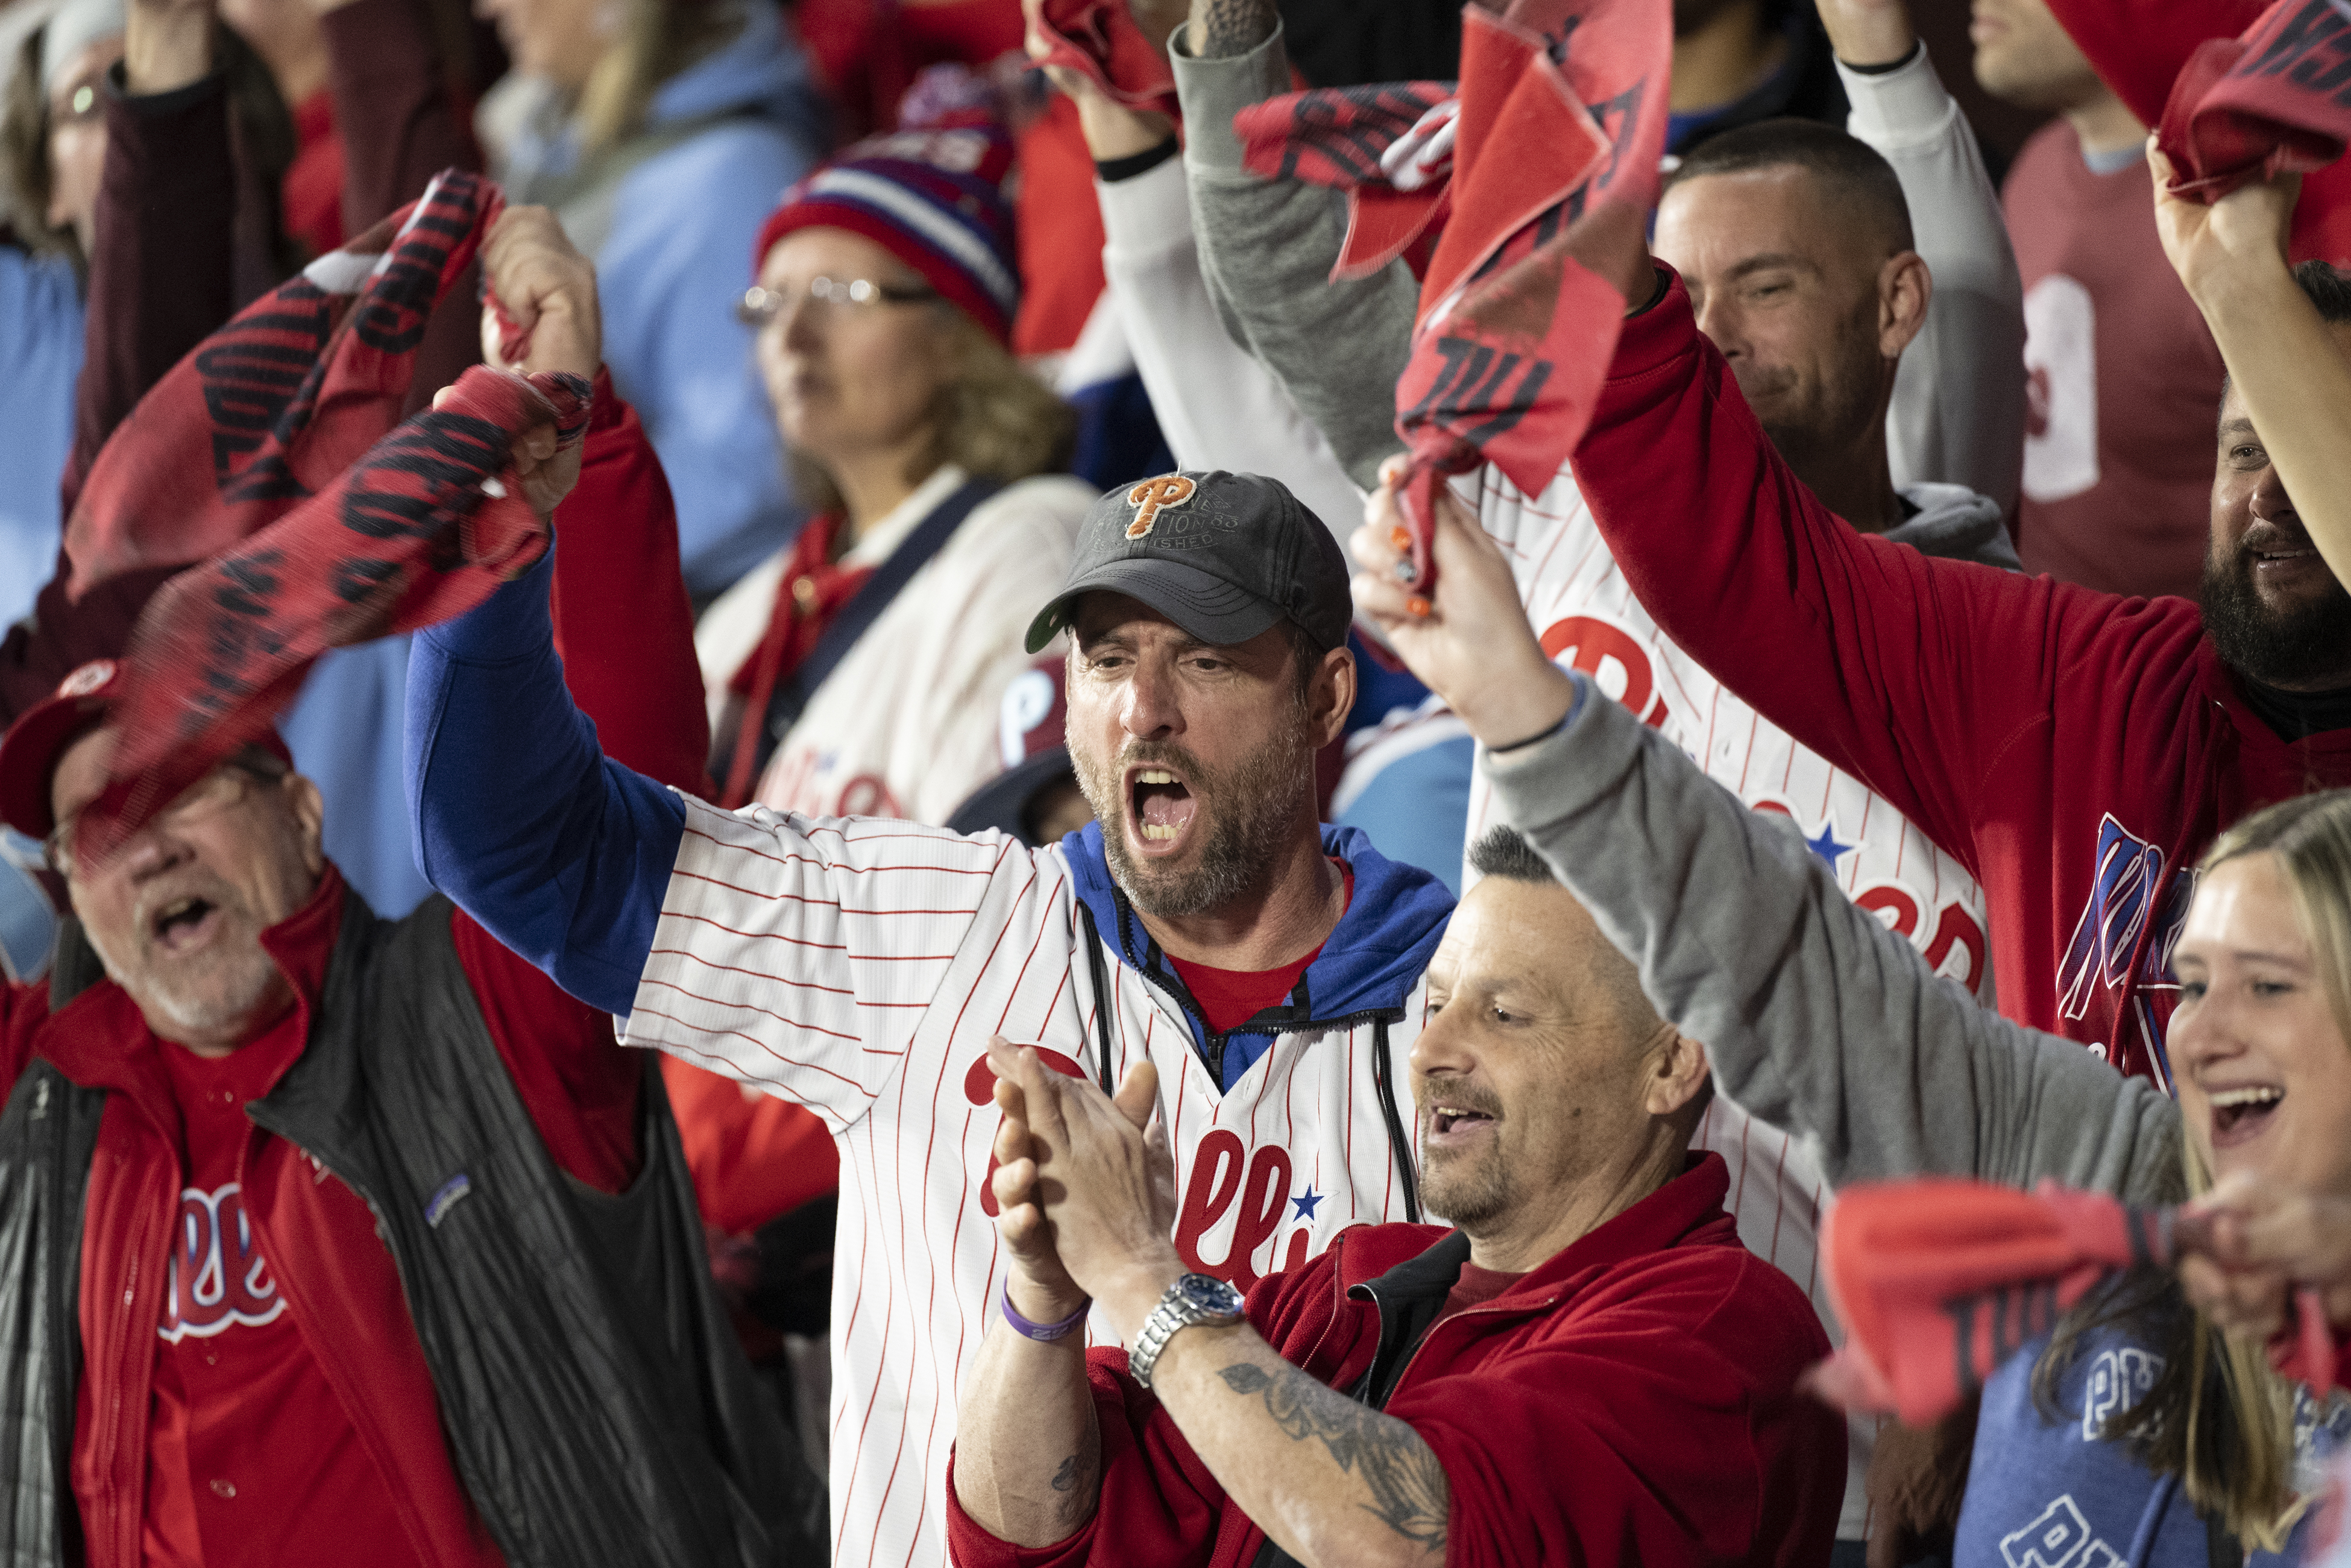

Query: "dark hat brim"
<box><xmin>1024</xmin><ymin>555</ymin><xmax>1286</xmax><ymax>655</ymax></box>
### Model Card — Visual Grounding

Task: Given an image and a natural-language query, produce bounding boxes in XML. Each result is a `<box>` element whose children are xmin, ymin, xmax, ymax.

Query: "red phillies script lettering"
<box><xmin>966</xmin><ymin>1047</ymin><xmax>1090</xmax><ymax>1218</ymax></box>
<box><xmin>1173</xmin><ymin>1130</ymin><xmax>1293</xmax><ymax>1291</ymax></box>
<box><xmin>161</xmin><ymin>1182</ymin><xmax>286</xmax><ymax>1343</ymax></box>
<box><xmin>1540</xmin><ymin>616</ymin><xmax>1670</xmax><ymax>731</ymax></box>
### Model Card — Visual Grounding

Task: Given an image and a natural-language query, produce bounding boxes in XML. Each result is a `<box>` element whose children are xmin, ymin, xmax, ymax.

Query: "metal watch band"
<box><xmin>1129</xmin><ymin>1274</ymin><xmax>1244</xmax><ymax>1390</ymax></box>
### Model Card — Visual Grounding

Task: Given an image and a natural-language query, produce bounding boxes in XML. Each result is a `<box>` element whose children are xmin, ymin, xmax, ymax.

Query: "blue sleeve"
<box><xmin>405</xmin><ymin>549</ymin><xmax>687</xmax><ymax>1016</ymax></box>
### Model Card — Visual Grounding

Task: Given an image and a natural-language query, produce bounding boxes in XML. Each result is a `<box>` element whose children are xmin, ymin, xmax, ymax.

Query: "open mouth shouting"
<box><xmin>1125</xmin><ymin>762</ymin><xmax>1198</xmax><ymax>856</ymax></box>
<box><xmin>2205</xmin><ymin>1082</ymin><xmax>2285</xmax><ymax>1151</ymax></box>
<box><xmin>2242</xmin><ymin>524</ymin><xmax>2326</xmax><ymax>585</ymax></box>
<box><xmin>144</xmin><ymin>891</ymin><xmax>227</xmax><ymax>959</ymax></box>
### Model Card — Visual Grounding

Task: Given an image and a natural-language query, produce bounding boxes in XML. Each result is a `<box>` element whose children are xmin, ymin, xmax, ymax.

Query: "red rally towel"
<box><xmin>1235</xmin><ymin>82</ymin><xmax>1461</xmax><ymax>280</ymax></box>
<box><xmin>1386</xmin><ymin>0</ymin><xmax>1669</xmax><ymax>600</ymax></box>
<box><xmin>2043</xmin><ymin>0</ymin><xmax>2351</xmax><ymax>260</ymax></box>
<box><xmin>57</xmin><ymin>168</ymin><xmax>591</xmax><ymax>869</ymax></box>
<box><xmin>1031</xmin><ymin>0</ymin><xmax>1176</xmax><ymax>118</ymax></box>
<box><xmin>1810</xmin><ymin>1178</ymin><xmax>2341</xmax><ymax>1428</ymax></box>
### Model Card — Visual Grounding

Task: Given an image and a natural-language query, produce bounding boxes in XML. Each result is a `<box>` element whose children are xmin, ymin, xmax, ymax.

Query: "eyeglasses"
<box><xmin>45</xmin><ymin>761</ymin><xmax>287</xmax><ymax>880</ymax></box>
<box><xmin>735</xmin><ymin>277</ymin><xmax>939</xmax><ymax>330</ymax></box>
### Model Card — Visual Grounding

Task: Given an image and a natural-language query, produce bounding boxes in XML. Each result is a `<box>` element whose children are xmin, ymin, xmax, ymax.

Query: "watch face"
<box><xmin>1175</xmin><ymin>1273</ymin><xmax>1245</xmax><ymax>1316</ymax></box>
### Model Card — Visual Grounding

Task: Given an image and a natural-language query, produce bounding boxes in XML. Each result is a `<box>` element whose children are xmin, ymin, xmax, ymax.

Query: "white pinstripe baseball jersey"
<box><xmin>620</xmin><ymin>798</ymin><xmax>1433</xmax><ymax>1567</ymax></box>
<box><xmin>1461</xmin><ymin>462</ymin><xmax>1998</xmax><ymax>1540</ymax></box>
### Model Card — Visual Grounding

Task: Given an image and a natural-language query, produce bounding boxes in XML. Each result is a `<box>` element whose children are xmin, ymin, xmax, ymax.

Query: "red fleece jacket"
<box><xmin>0</xmin><ymin>388</ymin><xmax>705</xmax><ymax>1568</ymax></box>
<box><xmin>945</xmin><ymin>1153</ymin><xmax>1843</xmax><ymax>1568</ymax></box>
<box><xmin>1575</xmin><ymin>269</ymin><xmax>2351</xmax><ymax>1088</ymax></box>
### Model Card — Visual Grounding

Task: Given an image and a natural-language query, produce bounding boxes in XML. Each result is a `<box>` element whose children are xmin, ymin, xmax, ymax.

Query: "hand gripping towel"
<box><xmin>1033</xmin><ymin>0</ymin><xmax>1177</xmax><ymax>118</ymax></box>
<box><xmin>55</xmin><ymin>169</ymin><xmax>591</xmax><ymax>869</ymax></box>
<box><xmin>1808</xmin><ymin>1177</ymin><xmax>2341</xmax><ymax>1428</ymax></box>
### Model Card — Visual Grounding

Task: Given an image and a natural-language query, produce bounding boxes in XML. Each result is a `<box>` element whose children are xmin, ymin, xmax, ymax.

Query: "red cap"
<box><xmin>0</xmin><ymin>660</ymin><xmax>293</xmax><ymax>840</ymax></box>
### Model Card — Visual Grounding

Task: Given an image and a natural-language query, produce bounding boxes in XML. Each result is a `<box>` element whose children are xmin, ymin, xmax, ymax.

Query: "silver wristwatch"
<box><xmin>1129</xmin><ymin>1272</ymin><xmax>1246</xmax><ymax>1390</ymax></box>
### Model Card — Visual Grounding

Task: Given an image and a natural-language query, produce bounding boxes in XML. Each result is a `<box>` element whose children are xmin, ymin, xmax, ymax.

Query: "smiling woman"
<box><xmin>2028</xmin><ymin>790</ymin><xmax>2351</xmax><ymax>1548</ymax></box>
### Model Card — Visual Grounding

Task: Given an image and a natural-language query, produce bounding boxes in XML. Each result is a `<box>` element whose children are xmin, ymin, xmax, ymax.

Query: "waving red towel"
<box><xmin>1810</xmin><ymin>1178</ymin><xmax>2341</xmax><ymax>1428</ymax></box>
<box><xmin>1235</xmin><ymin>81</ymin><xmax>1460</xmax><ymax>280</ymax></box>
<box><xmin>57</xmin><ymin>169</ymin><xmax>590</xmax><ymax>870</ymax></box>
<box><xmin>1386</xmin><ymin>0</ymin><xmax>1668</xmax><ymax>599</ymax></box>
<box><xmin>2043</xmin><ymin>0</ymin><xmax>2351</xmax><ymax>259</ymax></box>
<box><xmin>1031</xmin><ymin>0</ymin><xmax>1176</xmax><ymax>118</ymax></box>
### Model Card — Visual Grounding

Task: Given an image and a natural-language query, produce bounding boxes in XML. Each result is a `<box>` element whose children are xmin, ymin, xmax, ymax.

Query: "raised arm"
<box><xmin>1573</xmin><ymin>262</ymin><xmax>2134</xmax><ymax>872</ymax></box>
<box><xmin>1036</xmin><ymin>28</ymin><xmax>1368</xmax><ymax>546</ymax></box>
<box><xmin>1350</xmin><ymin>474</ymin><xmax>2183</xmax><ymax>1204</ymax></box>
<box><xmin>2150</xmin><ymin>160</ymin><xmax>2351</xmax><ymax>602</ymax></box>
<box><xmin>1822</xmin><ymin>0</ymin><xmax>2025</xmax><ymax>514</ymax></box>
<box><xmin>406</xmin><ymin>212</ymin><xmax>686</xmax><ymax>1015</ymax></box>
<box><xmin>1168</xmin><ymin>1</ymin><xmax>1417</xmax><ymax>489</ymax></box>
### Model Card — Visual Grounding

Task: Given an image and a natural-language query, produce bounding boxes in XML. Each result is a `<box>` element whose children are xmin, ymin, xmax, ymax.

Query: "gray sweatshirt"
<box><xmin>1483</xmin><ymin>672</ymin><xmax>2180</xmax><ymax>1204</ymax></box>
<box><xmin>1171</xmin><ymin>25</ymin><xmax>2025</xmax><ymax>569</ymax></box>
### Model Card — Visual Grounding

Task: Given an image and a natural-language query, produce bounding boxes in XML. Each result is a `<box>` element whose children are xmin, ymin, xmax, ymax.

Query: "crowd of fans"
<box><xmin>5</xmin><ymin>0</ymin><xmax>2351</xmax><ymax>1561</ymax></box>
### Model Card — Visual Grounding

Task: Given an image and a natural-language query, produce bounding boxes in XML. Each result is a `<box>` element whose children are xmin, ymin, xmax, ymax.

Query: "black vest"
<box><xmin>0</xmin><ymin>893</ymin><xmax>823</xmax><ymax>1566</ymax></box>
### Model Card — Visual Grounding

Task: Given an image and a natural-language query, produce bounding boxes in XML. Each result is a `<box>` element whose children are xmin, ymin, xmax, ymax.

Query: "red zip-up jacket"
<box><xmin>1575</xmin><ymin>269</ymin><xmax>2351</xmax><ymax>1088</ymax></box>
<box><xmin>0</xmin><ymin>383</ymin><xmax>707</xmax><ymax>1567</ymax></box>
<box><xmin>944</xmin><ymin>1153</ymin><xmax>1843</xmax><ymax>1568</ymax></box>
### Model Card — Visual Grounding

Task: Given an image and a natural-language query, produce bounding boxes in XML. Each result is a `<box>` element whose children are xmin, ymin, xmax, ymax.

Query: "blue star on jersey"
<box><xmin>1805</xmin><ymin>820</ymin><xmax>1856</xmax><ymax>871</ymax></box>
<box><xmin>1292</xmin><ymin>1188</ymin><xmax>1324</xmax><ymax>1221</ymax></box>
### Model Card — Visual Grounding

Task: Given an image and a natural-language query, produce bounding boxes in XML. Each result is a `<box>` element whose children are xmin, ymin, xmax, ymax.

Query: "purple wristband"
<box><xmin>1002</xmin><ymin>1284</ymin><xmax>1091</xmax><ymax>1342</ymax></box>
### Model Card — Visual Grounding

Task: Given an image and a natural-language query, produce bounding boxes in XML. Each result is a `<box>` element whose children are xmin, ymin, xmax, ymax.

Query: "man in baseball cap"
<box><xmin>407</xmin><ymin>452</ymin><xmax>1457</xmax><ymax>1563</ymax></box>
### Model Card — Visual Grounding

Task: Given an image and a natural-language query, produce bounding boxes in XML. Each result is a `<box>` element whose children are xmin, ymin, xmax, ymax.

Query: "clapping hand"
<box><xmin>987</xmin><ymin>1037</ymin><xmax>1179</xmax><ymax>1338</ymax></box>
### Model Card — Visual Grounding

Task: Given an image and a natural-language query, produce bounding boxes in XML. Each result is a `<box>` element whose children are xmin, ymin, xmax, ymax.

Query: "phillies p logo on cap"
<box><xmin>1124</xmin><ymin>474</ymin><xmax>1197</xmax><ymax>539</ymax></box>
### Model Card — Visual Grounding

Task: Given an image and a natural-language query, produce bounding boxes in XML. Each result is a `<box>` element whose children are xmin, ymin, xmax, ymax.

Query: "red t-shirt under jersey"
<box><xmin>1165</xmin><ymin>866</ymin><xmax>1353</xmax><ymax>1033</ymax></box>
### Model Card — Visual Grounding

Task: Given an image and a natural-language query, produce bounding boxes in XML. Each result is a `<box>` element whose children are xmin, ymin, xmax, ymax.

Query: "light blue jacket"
<box><xmin>498</xmin><ymin>0</ymin><xmax>826</xmax><ymax>596</ymax></box>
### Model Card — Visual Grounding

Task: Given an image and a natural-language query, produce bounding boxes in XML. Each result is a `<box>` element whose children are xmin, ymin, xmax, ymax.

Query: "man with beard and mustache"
<box><xmin>405</xmin><ymin>463</ymin><xmax>1456</xmax><ymax>1566</ymax></box>
<box><xmin>0</xmin><ymin>209</ymin><xmax>820</xmax><ymax>1566</ymax></box>
<box><xmin>945</xmin><ymin>829</ymin><xmax>1843</xmax><ymax>1568</ymax></box>
<box><xmin>1513</xmin><ymin>166</ymin><xmax>2351</xmax><ymax>1094</ymax></box>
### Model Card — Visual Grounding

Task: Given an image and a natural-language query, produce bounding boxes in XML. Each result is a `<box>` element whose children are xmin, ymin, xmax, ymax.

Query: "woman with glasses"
<box><xmin>695</xmin><ymin>110</ymin><xmax>1089</xmax><ymax>822</ymax></box>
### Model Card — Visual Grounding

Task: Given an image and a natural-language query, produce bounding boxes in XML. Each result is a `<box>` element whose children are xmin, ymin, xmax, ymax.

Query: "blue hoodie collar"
<box><xmin>1062</xmin><ymin>822</ymin><xmax>1453</xmax><ymax>1060</ymax></box>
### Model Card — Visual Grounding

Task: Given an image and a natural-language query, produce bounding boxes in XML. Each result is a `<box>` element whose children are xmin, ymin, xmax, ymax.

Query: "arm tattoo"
<box><xmin>1046</xmin><ymin>1449</ymin><xmax>1097</xmax><ymax>1527</ymax></box>
<box><xmin>1217</xmin><ymin>1363</ymin><xmax>1449</xmax><ymax>1551</ymax></box>
<box><xmin>1192</xmin><ymin>0</ymin><xmax>1279</xmax><ymax>57</ymax></box>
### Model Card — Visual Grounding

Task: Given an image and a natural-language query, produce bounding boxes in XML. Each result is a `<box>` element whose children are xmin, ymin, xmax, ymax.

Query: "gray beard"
<box><xmin>83</xmin><ymin>913</ymin><xmax>280</xmax><ymax>1042</ymax></box>
<box><xmin>1075</xmin><ymin>725</ymin><xmax>1311</xmax><ymax>921</ymax></box>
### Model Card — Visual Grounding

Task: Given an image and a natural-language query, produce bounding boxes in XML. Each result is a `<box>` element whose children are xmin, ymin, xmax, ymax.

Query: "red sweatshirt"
<box><xmin>1576</xmin><ymin>270</ymin><xmax>2351</xmax><ymax>1087</ymax></box>
<box><xmin>0</xmin><ymin>386</ymin><xmax>706</xmax><ymax>1567</ymax></box>
<box><xmin>945</xmin><ymin>1154</ymin><xmax>1843</xmax><ymax>1568</ymax></box>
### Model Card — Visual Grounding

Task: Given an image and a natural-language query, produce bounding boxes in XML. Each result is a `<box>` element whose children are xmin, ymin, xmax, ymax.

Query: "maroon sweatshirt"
<box><xmin>1575</xmin><ymin>268</ymin><xmax>2351</xmax><ymax>1088</ymax></box>
<box><xmin>945</xmin><ymin>1154</ymin><xmax>1843</xmax><ymax>1568</ymax></box>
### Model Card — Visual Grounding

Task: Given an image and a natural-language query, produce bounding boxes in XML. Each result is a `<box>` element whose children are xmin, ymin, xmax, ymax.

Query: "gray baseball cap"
<box><xmin>1024</xmin><ymin>470</ymin><xmax>1353</xmax><ymax>655</ymax></box>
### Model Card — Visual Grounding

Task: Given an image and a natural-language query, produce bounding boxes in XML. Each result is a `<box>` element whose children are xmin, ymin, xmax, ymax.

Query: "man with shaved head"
<box><xmin>1655</xmin><ymin>117</ymin><xmax>2013</xmax><ymax>559</ymax></box>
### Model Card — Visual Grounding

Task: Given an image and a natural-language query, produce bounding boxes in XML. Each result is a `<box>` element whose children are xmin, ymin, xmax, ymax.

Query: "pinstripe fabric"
<box><xmin>623</xmin><ymin>798</ymin><xmax>1429</xmax><ymax>1567</ymax></box>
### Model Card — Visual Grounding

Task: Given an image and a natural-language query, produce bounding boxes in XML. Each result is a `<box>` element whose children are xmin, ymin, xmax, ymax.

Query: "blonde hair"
<box><xmin>576</xmin><ymin>0</ymin><xmax>740</xmax><ymax>153</ymax></box>
<box><xmin>2185</xmin><ymin>791</ymin><xmax>2351</xmax><ymax>1544</ymax></box>
<box><xmin>2034</xmin><ymin>791</ymin><xmax>2351</xmax><ymax>1549</ymax></box>
<box><xmin>790</xmin><ymin>306</ymin><xmax>1077</xmax><ymax>517</ymax></box>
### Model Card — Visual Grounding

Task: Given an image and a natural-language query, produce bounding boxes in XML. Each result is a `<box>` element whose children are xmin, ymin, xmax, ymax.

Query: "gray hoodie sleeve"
<box><xmin>1168</xmin><ymin>23</ymin><xmax>1418</xmax><ymax>490</ymax></box>
<box><xmin>1481</xmin><ymin>676</ymin><xmax>2181</xmax><ymax>1204</ymax></box>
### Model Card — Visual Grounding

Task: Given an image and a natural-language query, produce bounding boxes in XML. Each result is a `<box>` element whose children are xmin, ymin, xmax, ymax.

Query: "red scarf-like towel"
<box><xmin>1393</xmin><ymin>0</ymin><xmax>1667</xmax><ymax>599</ymax></box>
<box><xmin>2044</xmin><ymin>0</ymin><xmax>2351</xmax><ymax>260</ymax></box>
<box><xmin>60</xmin><ymin>169</ymin><xmax>591</xmax><ymax>869</ymax></box>
<box><xmin>1031</xmin><ymin>0</ymin><xmax>1177</xmax><ymax>118</ymax></box>
<box><xmin>1236</xmin><ymin>82</ymin><xmax>1460</xmax><ymax>280</ymax></box>
<box><xmin>1809</xmin><ymin>1178</ymin><xmax>2340</xmax><ymax>1427</ymax></box>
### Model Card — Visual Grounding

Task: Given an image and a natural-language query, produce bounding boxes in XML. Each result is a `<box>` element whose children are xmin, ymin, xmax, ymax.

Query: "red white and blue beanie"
<box><xmin>752</xmin><ymin>120</ymin><xmax>1021</xmax><ymax>344</ymax></box>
